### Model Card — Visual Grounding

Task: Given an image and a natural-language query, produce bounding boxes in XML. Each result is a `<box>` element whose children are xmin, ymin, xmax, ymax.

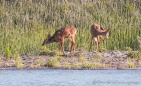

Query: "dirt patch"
<box><xmin>0</xmin><ymin>50</ymin><xmax>141</xmax><ymax>69</ymax></box>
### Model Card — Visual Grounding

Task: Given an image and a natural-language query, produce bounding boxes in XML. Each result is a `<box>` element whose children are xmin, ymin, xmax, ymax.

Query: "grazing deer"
<box><xmin>137</xmin><ymin>36</ymin><xmax>141</xmax><ymax>48</ymax></box>
<box><xmin>89</xmin><ymin>23</ymin><xmax>110</xmax><ymax>51</ymax></box>
<box><xmin>42</xmin><ymin>26</ymin><xmax>77</xmax><ymax>54</ymax></box>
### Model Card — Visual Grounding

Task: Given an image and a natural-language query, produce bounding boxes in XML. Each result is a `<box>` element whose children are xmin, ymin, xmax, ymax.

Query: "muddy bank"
<box><xmin>0</xmin><ymin>50</ymin><xmax>141</xmax><ymax>69</ymax></box>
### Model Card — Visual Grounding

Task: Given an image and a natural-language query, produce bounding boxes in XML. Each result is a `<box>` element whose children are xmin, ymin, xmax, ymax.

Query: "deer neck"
<box><xmin>49</xmin><ymin>36</ymin><xmax>60</xmax><ymax>42</ymax></box>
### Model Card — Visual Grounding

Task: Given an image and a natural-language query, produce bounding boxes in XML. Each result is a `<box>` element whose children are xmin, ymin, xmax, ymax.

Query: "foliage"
<box><xmin>127</xmin><ymin>58</ymin><xmax>136</xmax><ymax>68</ymax></box>
<box><xmin>83</xmin><ymin>62</ymin><xmax>94</xmax><ymax>69</ymax></box>
<box><xmin>0</xmin><ymin>0</ymin><xmax>140</xmax><ymax>55</ymax></box>
<box><xmin>46</xmin><ymin>58</ymin><xmax>60</xmax><ymax>68</ymax></box>
<box><xmin>125</xmin><ymin>47</ymin><xmax>132</xmax><ymax>52</ymax></box>
<box><xmin>64</xmin><ymin>62</ymin><xmax>71</xmax><ymax>69</ymax></box>
<box><xmin>13</xmin><ymin>52</ymin><xmax>20</xmax><ymax>60</ymax></box>
<box><xmin>93</xmin><ymin>52</ymin><xmax>102</xmax><ymax>58</ymax></box>
<box><xmin>15</xmin><ymin>59</ymin><xmax>24</xmax><ymax>68</ymax></box>
<box><xmin>4</xmin><ymin>47</ymin><xmax>11</xmax><ymax>60</ymax></box>
<box><xmin>78</xmin><ymin>57</ymin><xmax>85</xmax><ymax>63</ymax></box>
<box><xmin>128</xmin><ymin>51</ymin><xmax>141</xmax><ymax>59</ymax></box>
<box><xmin>39</xmin><ymin>47</ymin><xmax>59</xmax><ymax>56</ymax></box>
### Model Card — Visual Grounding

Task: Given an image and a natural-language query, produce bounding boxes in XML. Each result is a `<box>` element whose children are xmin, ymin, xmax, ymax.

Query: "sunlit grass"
<box><xmin>0</xmin><ymin>0</ymin><xmax>140</xmax><ymax>56</ymax></box>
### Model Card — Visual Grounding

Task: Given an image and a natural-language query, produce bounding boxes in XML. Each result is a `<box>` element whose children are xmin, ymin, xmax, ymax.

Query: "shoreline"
<box><xmin>0</xmin><ymin>50</ymin><xmax>141</xmax><ymax>69</ymax></box>
<box><xmin>0</xmin><ymin>67</ymin><xmax>141</xmax><ymax>70</ymax></box>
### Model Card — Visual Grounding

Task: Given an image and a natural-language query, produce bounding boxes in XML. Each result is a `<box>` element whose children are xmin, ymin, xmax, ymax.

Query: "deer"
<box><xmin>42</xmin><ymin>26</ymin><xmax>77</xmax><ymax>54</ymax></box>
<box><xmin>89</xmin><ymin>23</ymin><xmax>110</xmax><ymax>52</ymax></box>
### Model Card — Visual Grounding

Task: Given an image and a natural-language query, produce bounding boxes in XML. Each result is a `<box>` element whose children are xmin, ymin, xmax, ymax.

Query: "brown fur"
<box><xmin>42</xmin><ymin>26</ymin><xmax>77</xmax><ymax>54</ymax></box>
<box><xmin>89</xmin><ymin>23</ymin><xmax>110</xmax><ymax>51</ymax></box>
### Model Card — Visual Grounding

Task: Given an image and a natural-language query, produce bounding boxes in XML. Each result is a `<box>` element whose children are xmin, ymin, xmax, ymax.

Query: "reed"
<box><xmin>0</xmin><ymin>0</ymin><xmax>140</xmax><ymax>56</ymax></box>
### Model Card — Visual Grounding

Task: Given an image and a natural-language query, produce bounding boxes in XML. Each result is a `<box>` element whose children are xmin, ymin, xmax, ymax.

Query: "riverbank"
<box><xmin>0</xmin><ymin>50</ymin><xmax>141</xmax><ymax>69</ymax></box>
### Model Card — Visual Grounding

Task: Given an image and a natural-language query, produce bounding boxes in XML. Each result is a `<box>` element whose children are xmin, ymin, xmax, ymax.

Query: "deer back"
<box><xmin>42</xmin><ymin>26</ymin><xmax>77</xmax><ymax>46</ymax></box>
<box><xmin>91</xmin><ymin>23</ymin><xmax>105</xmax><ymax>37</ymax></box>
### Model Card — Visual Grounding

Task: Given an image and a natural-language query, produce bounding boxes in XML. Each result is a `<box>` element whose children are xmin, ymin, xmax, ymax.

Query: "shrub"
<box><xmin>13</xmin><ymin>52</ymin><xmax>20</xmax><ymax>60</ymax></box>
<box><xmin>83</xmin><ymin>62</ymin><xmax>94</xmax><ymax>69</ymax></box>
<box><xmin>93</xmin><ymin>52</ymin><xmax>102</xmax><ymax>58</ymax></box>
<box><xmin>46</xmin><ymin>58</ymin><xmax>60</xmax><ymax>68</ymax></box>
<box><xmin>78</xmin><ymin>57</ymin><xmax>85</xmax><ymax>63</ymax></box>
<box><xmin>15</xmin><ymin>59</ymin><xmax>24</xmax><ymax>68</ymax></box>
<box><xmin>64</xmin><ymin>62</ymin><xmax>71</xmax><ymax>69</ymax></box>
<box><xmin>39</xmin><ymin>47</ymin><xmax>59</xmax><ymax>56</ymax></box>
<box><xmin>128</xmin><ymin>51</ymin><xmax>141</xmax><ymax>59</ymax></box>
<box><xmin>4</xmin><ymin>47</ymin><xmax>11</xmax><ymax>60</ymax></box>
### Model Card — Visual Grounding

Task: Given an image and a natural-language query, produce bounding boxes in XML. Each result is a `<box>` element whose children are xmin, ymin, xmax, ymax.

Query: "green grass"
<box><xmin>127</xmin><ymin>58</ymin><xmax>137</xmax><ymax>68</ymax></box>
<box><xmin>0</xmin><ymin>0</ymin><xmax>141</xmax><ymax>56</ymax></box>
<box><xmin>46</xmin><ymin>57</ymin><xmax>60</xmax><ymax>68</ymax></box>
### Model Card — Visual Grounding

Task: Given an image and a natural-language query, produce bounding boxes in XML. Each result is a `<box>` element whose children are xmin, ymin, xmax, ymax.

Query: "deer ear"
<box><xmin>106</xmin><ymin>28</ymin><xmax>110</xmax><ymax>32</ymax></box>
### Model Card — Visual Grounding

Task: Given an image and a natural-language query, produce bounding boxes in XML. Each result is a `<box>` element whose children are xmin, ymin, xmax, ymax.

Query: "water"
<box><xmin>0</xmin><ymin>69</ymin><xmax>141</xmax><ymax>86</ymax></box>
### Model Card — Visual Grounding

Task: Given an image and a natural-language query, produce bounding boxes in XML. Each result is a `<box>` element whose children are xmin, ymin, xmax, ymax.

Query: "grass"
<box><xmin>128</xmin><ymin>51</ymin><xmax>141</xmax><ymax>59</ymax></box>
<box><xmin>127</xmin><ymin>58</ymin><xmax>136</xmax><ymax>68</ymax></box>
<box><xmin>72</xmin><ymin>63</ymin><xmax>81</xmax><ymax>69</ymax></box>
<box><xmin>15</xmin><ymin>58</ymin><xmax>24</xmax><ymax>68</ymax></box>
<box><xmin>64</xmin><ymin>62</ymin><xmax>71</xmax><ymax>69</ymax></box>
<box><xmin>46</xmin><ymin>57</ymin><xmax>60</xmax><ymax>68</ymax></box>
<box><xmin>93</xmin><ymin>52</ymin><xmax>102</xmax><ymax>58</ymax></box>
<box><xmin>0</xmin><ymin>0</ymin><xmax>140</xmax><ymax>56</ymax></box>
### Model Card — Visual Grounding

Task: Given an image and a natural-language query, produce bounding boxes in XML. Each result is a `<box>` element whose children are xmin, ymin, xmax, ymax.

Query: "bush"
<box><xmin>46</xmin><ymin>58</ymin><xmax>60</xmax><ymax>68</ymax></box>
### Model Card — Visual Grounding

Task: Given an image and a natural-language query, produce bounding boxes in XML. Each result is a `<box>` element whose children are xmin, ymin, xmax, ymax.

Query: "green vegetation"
<box><xmin>39</xmin><ymin>47</ymin><xmax>59</xmax><ymax>56</ymax></box>
<box><xmin>0</xmin><ymin>0</ymin><xmax>141</xmax><ymax>56</ymax></box>
<box><xmin>127</xmin><ymin>58</ymin><xmax>136</xmax><ymax>68</ymax></box>
<box><xmin>46</xmin><ymin>57</ymin><xmax>61</xmax><ymax>68</ymax></box>
<box><xmin>128</xmin><ymin>51</ymin><xmax>141</xmax><ymax>59</ymax></box>
<box><xmin>15</xmin><ymin>58</ymin><xmax>24</xmax><ymax>68</ymax></box>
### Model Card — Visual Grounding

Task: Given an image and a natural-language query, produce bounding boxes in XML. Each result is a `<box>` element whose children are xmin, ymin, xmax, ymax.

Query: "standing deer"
<box><xmin>42</xmin><ymin>26</ymin><xmax>77</xmax><ymax>54</ymax></box>
<box><xmin>89</xmin><ymin>23</ymin><xmax>110</xmax><ymax>51</ymax></box>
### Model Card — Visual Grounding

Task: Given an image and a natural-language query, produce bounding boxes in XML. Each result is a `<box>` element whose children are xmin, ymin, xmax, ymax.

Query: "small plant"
<box><xmin>46</xmin><ymin>58</ymin><xmax>60</xmax><ymax>68</ymax></box>
<box><xmin>34</xmin><ymin>58</ymin><xmax>44</xmax><ymax>65</ymax></box>
<box><xmin>15</xmin><ymin>59</ymin><xmax>24</xmax><ymax>68</ymax></box>
<box><xmin>93</xmin><ymin>52</ymin><xmax>102</xmax><ymax>58</ymax></box>
<box><xmin>127</xmin><ymin>58</ymin><xmax>136</xmax><ymax>68</ymax></box>
<box><xmin>99</xmin><ymin>48</ymin><xmax>108</xmax><ymax>52</ymax></box>
<box><xmin>30</xmin><ymin>63</ymin><xmax>35</xmax><ymax>68</ymax></box>
<box><xmin>128</xmin><ymin>62</ymin><xmax>136</xmax><ymax>68</ymax></box>
<box><xmin>83</xmin><ymin>62</ymin><xmax>94</xmax><ymax>69</ymax></box>
<box><xmin>125</xmin><ymin>47</ymin><xmax>132</xmax><ymax>52</ymax></box>
<box><xmin>78</xmin><ymin>57</ymin><xmax>85</xmax><ymax>63</ymax></box>
<box><xmin>13</xmin><ymin>51</ymin><xmax>20</xmax><ymax>60</ymax></box>
<box><xmin>4</xmin><ymin>47</ymin><xmax>11</xmax><ymax>60</ymax></box>
<box><xmin>64</xmin><ymin>62</ymin><xmax>71</xmax><ymax>69</ymax></box>
<box><xmin>39</xmin><ymin>47</ymin><xmax>59</xmax><ymax>56</ymax></box>
<box><xmin>128</xmin><ymin>51</ymin><xmax>141</xmax><ymax>59</ymax></box>
<box><xmin>72</xmin><ymin>63</ymin><xmax>81</xmax><ymax>69</ymax></box>
<box><xmin>30</xmin><ymin>63</ymin><xmax>41</xmax><ymax>68</ymax></box>
<box><xmin>55</xmin><ymin>56</ymin><xmax>64</xmax><ymax>61</ymax></box>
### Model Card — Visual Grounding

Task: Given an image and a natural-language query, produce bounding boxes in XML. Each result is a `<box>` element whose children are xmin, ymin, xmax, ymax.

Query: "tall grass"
<box><xmin>0</xmin><ymin>0</ymin><xmax>140</xmax><ymax>56</ymax></box>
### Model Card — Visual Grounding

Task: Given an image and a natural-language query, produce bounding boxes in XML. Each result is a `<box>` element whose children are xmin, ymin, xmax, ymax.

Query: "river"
<box><xmin>0</xmin><ymin>69</ymin><xmax>141</xmax><ymax>86</ymax></box>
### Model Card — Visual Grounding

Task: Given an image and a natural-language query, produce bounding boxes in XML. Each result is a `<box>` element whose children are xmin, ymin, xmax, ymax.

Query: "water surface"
<box><xmin>0</xmin><ymin>69</ymin><xmax>141</xmax><ymax>86</ymax></box>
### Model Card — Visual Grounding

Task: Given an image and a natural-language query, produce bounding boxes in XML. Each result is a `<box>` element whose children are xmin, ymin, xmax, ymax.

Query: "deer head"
<box><xmin>42</xmin><ymin>34</ymin><xmax>51</xmax><ymax>46</ymax></box>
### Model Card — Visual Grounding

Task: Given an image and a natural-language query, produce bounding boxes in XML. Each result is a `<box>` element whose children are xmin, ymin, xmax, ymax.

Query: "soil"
<box><xmin>1</xmin><ymin>50</ymin><xmax>141</xmax><ymax>69</ymax></box>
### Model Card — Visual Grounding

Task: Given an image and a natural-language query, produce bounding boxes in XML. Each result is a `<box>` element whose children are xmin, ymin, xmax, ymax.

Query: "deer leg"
<box><xmin>68</xmin><ymin>37</ymin><xmax>75</xmax><ymax>53</ymax></box>
<box><xmin>71</xmin><ymin>38</ymin><xmax>75</xmax><ymax>52</ymax></box>
<box><xmin>60</xmin><ymin>38</ymin><xmax>65</xmax><ymax>54</ymax></box>
<box><xmin>89</xmin><ymin>38</ymin><xmax>93</xmax><ymax>51</ymax></box>
<box><xmin>94</xmin><ymin>37</ymin><xmax>99</xmax><ymax>52</ymax></box>
<box><xmin>99</xmin><ymin>36</ymin><xmax>104</xmax><ymax>42</ymax></box>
